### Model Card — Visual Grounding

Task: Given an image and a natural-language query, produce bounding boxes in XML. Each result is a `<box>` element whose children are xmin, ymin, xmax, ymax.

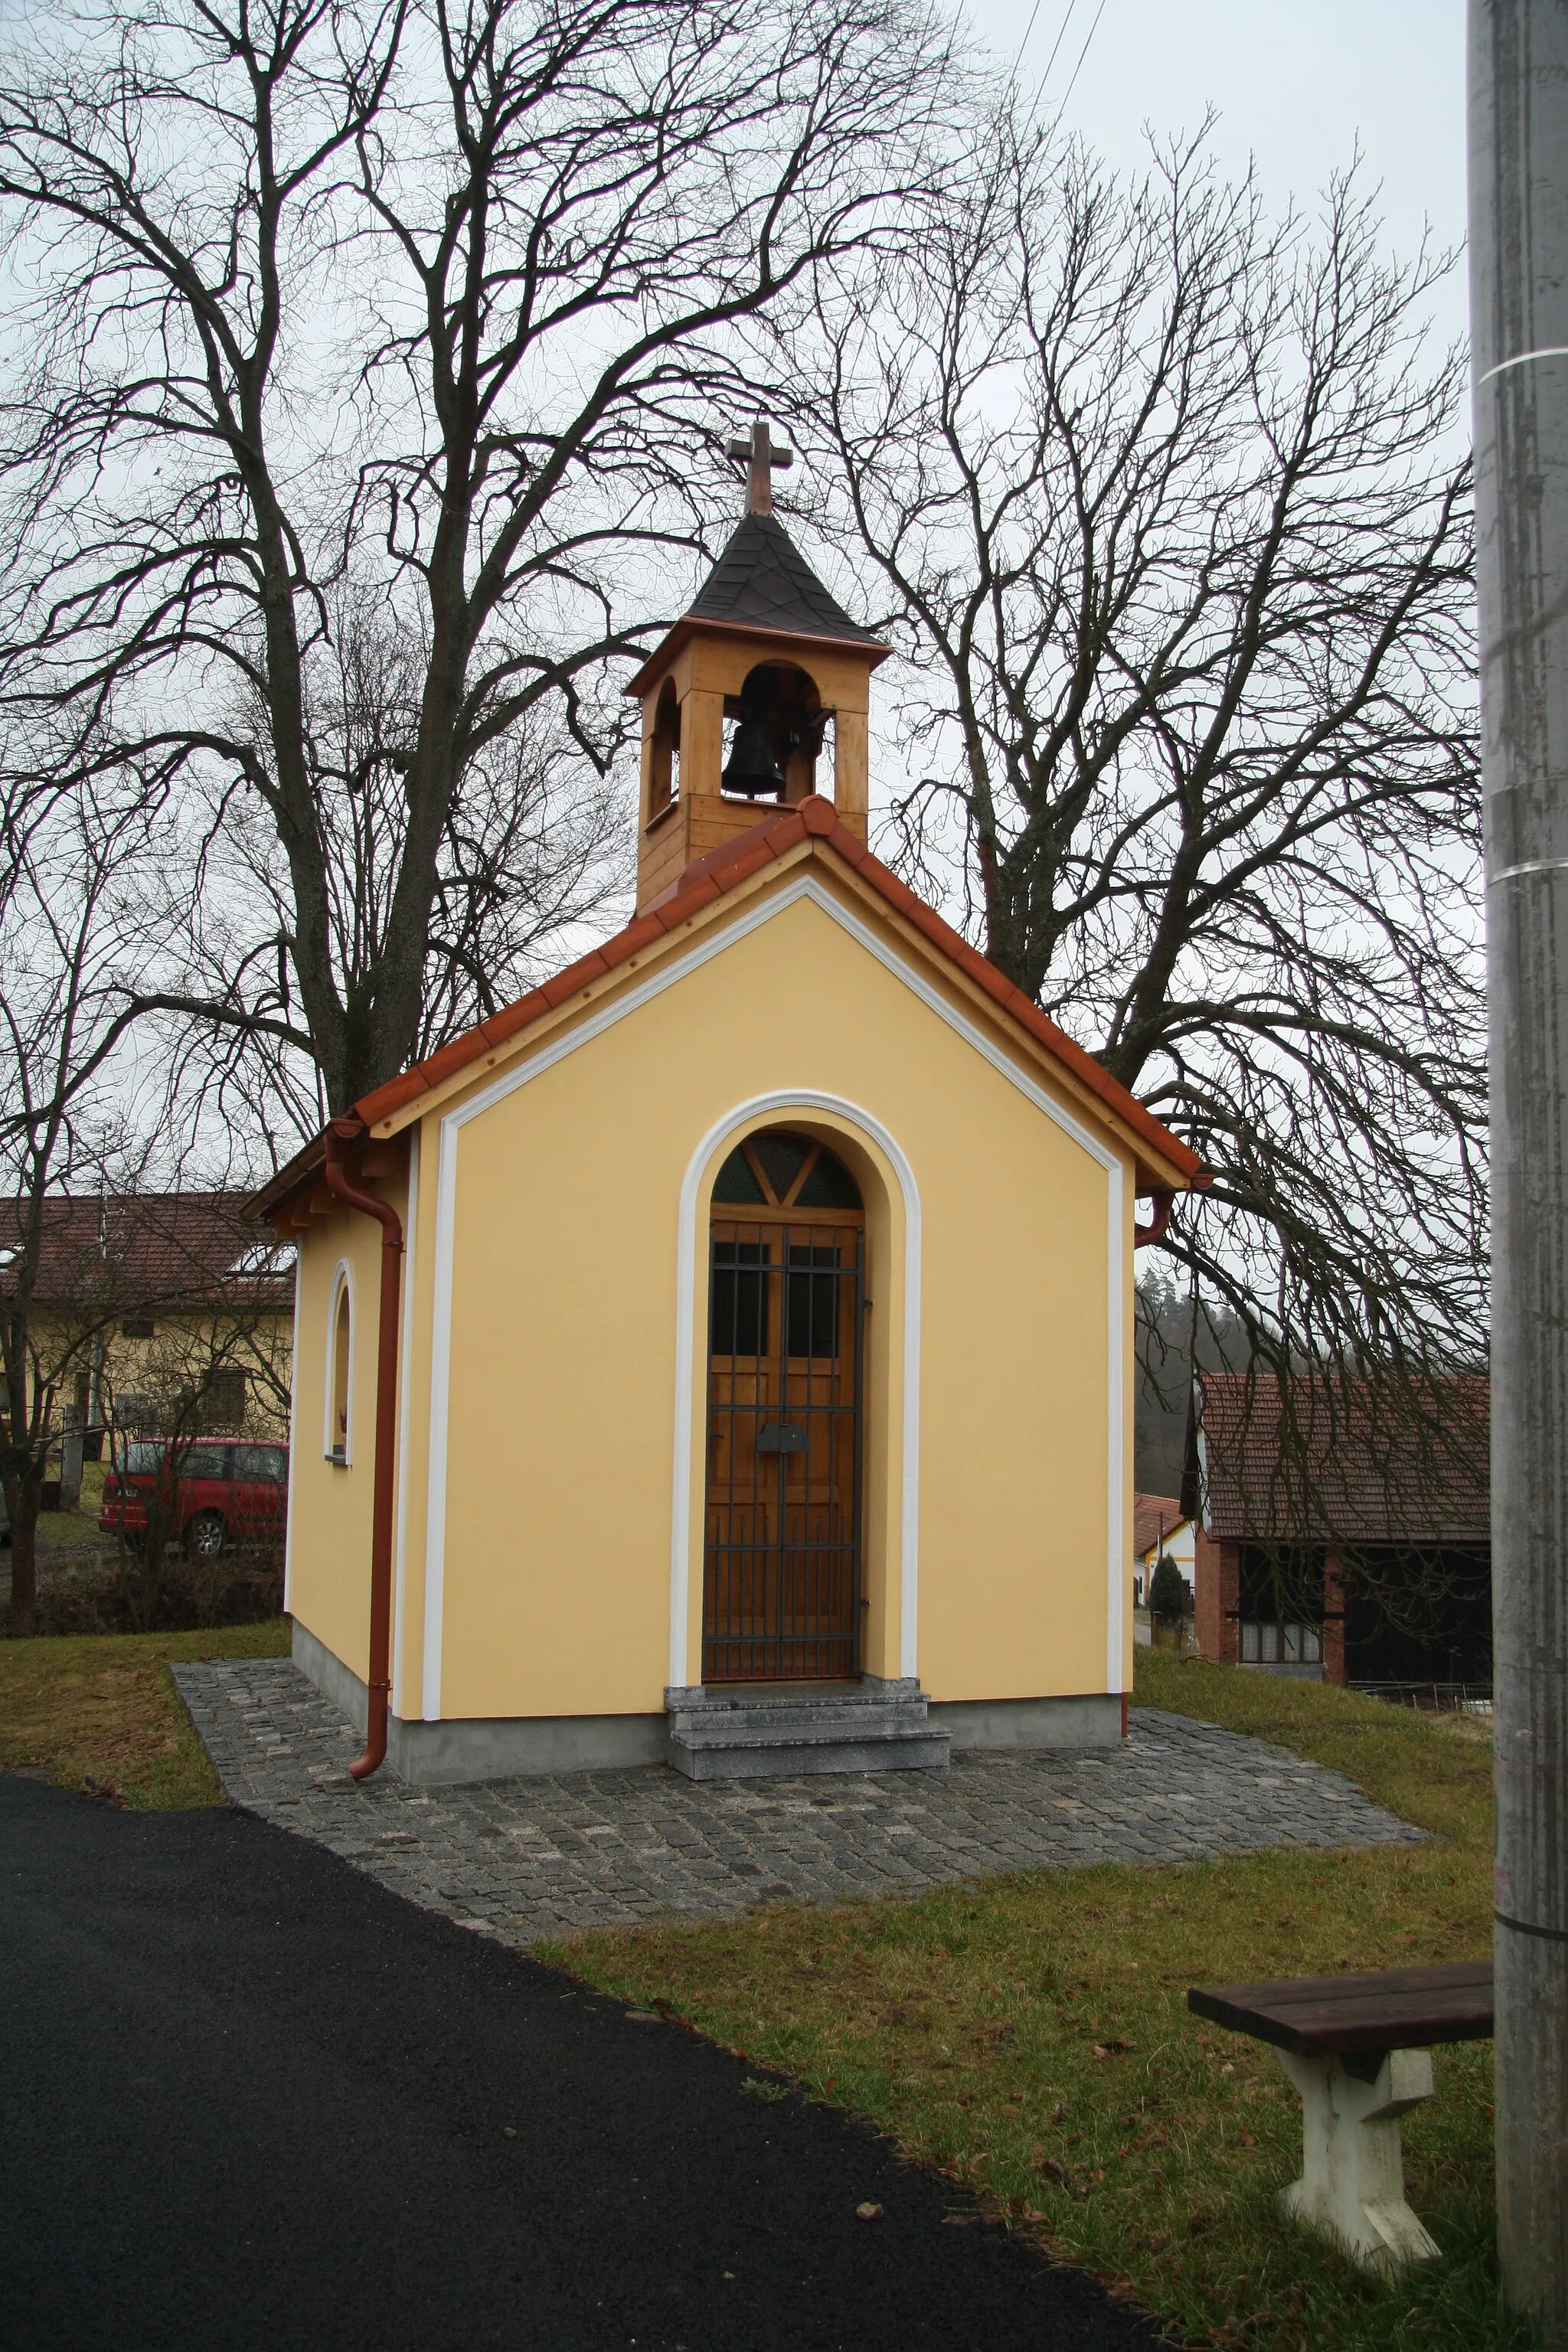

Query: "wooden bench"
<box><xmin>1187</xmin><ymin>1962</ymin><xmax>1494</xmax><ymax>2272</ymax></box>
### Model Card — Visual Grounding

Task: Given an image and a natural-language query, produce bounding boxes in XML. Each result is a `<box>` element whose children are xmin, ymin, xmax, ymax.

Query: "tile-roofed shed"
<box><xmin>0</xmin><ymin>1193</ymin><xmax>294</xmax><ymax>1314</ymax></box>
<box><xmin>1190</xmin><ymin>1373</ymin><xmax>1490</xmax><ymax>1547</ymax></box>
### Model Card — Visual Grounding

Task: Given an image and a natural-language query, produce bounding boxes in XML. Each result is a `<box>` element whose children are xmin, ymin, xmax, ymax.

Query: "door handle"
<box><xmin>757</xmin><ymin>1421</ymin><xmax>807</xmax><ymax>1453</ymax></box>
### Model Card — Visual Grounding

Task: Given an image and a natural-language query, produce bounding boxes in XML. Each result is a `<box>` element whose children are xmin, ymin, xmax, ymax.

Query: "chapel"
<box><xmin>249</xmin><ymin>423</ymin><xmax>1204</xmax><ymax>1785</ymax></box>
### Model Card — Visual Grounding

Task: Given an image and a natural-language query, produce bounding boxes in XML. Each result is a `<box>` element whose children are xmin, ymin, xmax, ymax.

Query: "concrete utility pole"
<box><xmin>1470</xmin><ymin>5</ymin><xmax>1568</xmax><ymax>2337</ymax></box>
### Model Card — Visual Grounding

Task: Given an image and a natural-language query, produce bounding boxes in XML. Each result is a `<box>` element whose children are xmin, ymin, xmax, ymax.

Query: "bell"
<box><xmin>722</xmin><ymin>713</ymin><xmax>786</xmax><ymax>798</ymax></box>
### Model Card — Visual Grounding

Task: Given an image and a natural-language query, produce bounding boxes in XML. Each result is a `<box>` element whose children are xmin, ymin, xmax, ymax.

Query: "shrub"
<box><xmin>1148</xmin><ymin>1552</ymin><xmax>1190</xmax><ymax>1626</ymax></box>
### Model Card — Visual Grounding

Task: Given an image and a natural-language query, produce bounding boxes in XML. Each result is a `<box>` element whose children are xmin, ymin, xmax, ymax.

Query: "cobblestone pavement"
<box><xmin>173</xmin><ymin>1659</ymin><xmax>1423</xmax><ymax>1944</ymax></box>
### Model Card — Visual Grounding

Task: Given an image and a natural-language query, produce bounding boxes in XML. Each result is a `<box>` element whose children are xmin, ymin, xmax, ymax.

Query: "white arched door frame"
<box><xmin>671</xmin><ymin>1091</ymin><xmax>922</xmax><ymax>1690</ymax></box>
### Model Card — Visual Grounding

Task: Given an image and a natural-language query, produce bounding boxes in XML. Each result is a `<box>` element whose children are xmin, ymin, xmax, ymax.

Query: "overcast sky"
<box><xmin>962</xmin><ymin>0</ymin><xmax>1469</xmax><ymax>345</ymax></box>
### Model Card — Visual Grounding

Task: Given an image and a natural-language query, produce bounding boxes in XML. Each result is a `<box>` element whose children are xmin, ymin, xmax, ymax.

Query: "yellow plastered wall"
<box><xmin>374</xmin><ymin>876</ymin><xmax>1134</xmax><ymax>1725</ymax></box>
<box><xmin>287</xmin><ymin>1191</ymin><xmax>399</xmax><ymax>1678</ymax></box>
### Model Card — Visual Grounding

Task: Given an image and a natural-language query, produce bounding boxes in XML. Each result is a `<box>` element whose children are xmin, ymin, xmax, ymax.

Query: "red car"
<box><xmin>100</xmin><ymin>1439</ymin><xmax>289</xmax><ymax>1557</ymax></box>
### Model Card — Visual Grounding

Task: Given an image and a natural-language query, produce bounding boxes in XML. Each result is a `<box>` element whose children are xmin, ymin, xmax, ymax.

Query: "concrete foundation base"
<box><xmin>290</xmin><ymin>1623</ymin><xmax>1129</xmax><ymax>1787</ymax></box>
<box><xmin>1275</xmin><ymin>2047</ymin><xmax>1439</xmax><ymax>2274</ymax></box>
<box><xmin>670</xmin><ymin>1732</ymin><xmax>952</xmax><ymax>1780</ymax></box>
<box><xmin>289</xmin><ymin>1622</ymin><xmax>665</xmax><ymax>1785</ymax></box>
<box><xmin>293</xmin><ymin>1619</ymin><xmax>369</xmax><ymax>1734</ymax></box>
<box><xmin>931</xmin><ymin>1692</ymin><xmax>1123</xmax><ymax>1749</ymax></box>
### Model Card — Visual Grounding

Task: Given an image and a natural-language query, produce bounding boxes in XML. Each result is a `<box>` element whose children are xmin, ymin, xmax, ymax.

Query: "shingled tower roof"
<box><xmin>686</xmin><ymin>511</ymin><xmax>883</xmax><ymax>648</ymax></box>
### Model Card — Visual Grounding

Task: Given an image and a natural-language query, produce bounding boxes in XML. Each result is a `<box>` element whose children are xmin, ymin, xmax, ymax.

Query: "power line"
<box><xmin>1015</xmin><ymin>0</ymin><xmax>1112</xmax><ymax>116</ymax></box>
<box><xmin>1056</xmin><ymin>0</ymin><xmax>1110</xmax><ymax>110</ymax></box>
<box><xmin>1016</xmin><ymin>0</ymin><xmax>1077</xmax><ymax>77</ymax></box>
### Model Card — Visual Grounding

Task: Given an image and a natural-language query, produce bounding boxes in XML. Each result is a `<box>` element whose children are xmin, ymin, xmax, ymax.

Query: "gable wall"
<box><xmin>364</xmin><ymin>877</ymin><xmax>1134</xmax><ymax>1726</ymax></box>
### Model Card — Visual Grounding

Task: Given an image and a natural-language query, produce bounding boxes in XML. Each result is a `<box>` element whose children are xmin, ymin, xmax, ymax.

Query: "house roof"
<box><xmin>1133</xmin><ymin>1491</ymin><xmax>1187</xmax><ymax>1558</ymax></box>
<box><xmin>246</xmin><ymin>795</ymin><xmax>1207</xmax><ymax>1223</ymax></box>
<box><xmin>1187</xmin><ymin>1372</ymin><xmax>1490</xmax><ymax>1547</ymax></box>
<box><xmin>626</xmin><ymin>514</ymin><xmax>890</xmax><ymax>695</ymax></box>
<box><xmin>0</xmin><ymin>1193</ymin><xmax>295</xmax><ymax>1315</ymax></box>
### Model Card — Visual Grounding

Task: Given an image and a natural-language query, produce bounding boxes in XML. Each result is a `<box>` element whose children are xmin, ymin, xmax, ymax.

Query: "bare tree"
<box><xmin>0</xmin><ymin>771</ymin><xmax>165</xmax><ymax>1633</ymax></box>
<box><xmin>0</xmin><ymin>0</ymin><xmax>966</xmax><ymax>1117</ymax></box>
<box><xmin>151</xmin><ymin>590</ymin><xmax>635</xmax><ymax>1152</ymax></box>
<box><xmin>800</xmin><ymin>116</ymin><xmax>1485</xmax><ymax>1416</ymax></box>
<box><xmin>1135</xmin><ymin>1263</ymin><xmax>1253</xmax><ymax>1494</ymax></box>
<box><xmin>101</xmin><ymin>1280</ymin><xmax>295</xmax><ymax>1632</ymax></box>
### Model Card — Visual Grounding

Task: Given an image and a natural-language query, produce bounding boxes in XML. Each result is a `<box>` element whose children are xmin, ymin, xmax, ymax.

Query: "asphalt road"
<box><xmin>0</xmin><ymin>1772</ymin><xmax>1174</xmax><ymax>2351</ymax></box>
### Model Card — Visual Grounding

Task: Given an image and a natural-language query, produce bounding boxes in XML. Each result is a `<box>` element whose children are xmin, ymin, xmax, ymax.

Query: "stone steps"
<box><xmin>665</xmin><ymin>1679</ymin><xmax>950</xmax><ymax>1781</ymax></box>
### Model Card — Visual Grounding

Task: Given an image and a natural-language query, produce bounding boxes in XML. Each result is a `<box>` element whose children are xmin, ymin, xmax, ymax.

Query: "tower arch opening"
<box><xmin>720</xmin><ymin>662</ymin><xmax>825</xmax><ymax>803</ymax></box>
<box><xmin>648</xmin><ymin>677</ymin><xmax>680</xmax><ymax>818</ymax></box>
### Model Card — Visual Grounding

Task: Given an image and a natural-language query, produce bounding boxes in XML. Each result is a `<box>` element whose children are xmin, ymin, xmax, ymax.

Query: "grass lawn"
<box><xmin>5</xmin><ymin>1458</ymin><xmax>111</xmax><ymax>1551</ymax></box>
<box><xmin>0</xmin><ymin>1619</ymin><xmax>289</xmax><ymax>1808</ymax></box>
<box><xmin>546</xmin><ymin>1655</ymin><xmax>1516</xmax><ymax>2352</ymax></box>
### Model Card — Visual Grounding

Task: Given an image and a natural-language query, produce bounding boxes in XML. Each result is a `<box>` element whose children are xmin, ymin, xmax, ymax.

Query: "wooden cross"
<box><xmin>727</xmin><ymin>416</ymin><xmax>794</xmax><ymax>516</ymax></box>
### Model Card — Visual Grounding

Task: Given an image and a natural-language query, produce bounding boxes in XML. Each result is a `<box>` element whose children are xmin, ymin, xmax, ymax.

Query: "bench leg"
<box><xmin>1274</xmin><ymin>2047</ymin><xmax>1441</xmax><ymax>2273</ymax></box>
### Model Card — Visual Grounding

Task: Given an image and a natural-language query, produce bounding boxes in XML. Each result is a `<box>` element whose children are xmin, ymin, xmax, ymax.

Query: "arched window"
<box><xmin>325</xmin><ymin>1263</ymin><xmax>354</xmax><ymax>1465</ymax></box>
<box><xmin>648</xmin><ymin>678</ymin><xmax>680</xmax><ymax>818</ymax></box>
<box><xmin>710</xmin><ymin>1129</ymin><xmax>861</xmax><ymax>1210</ymax></box>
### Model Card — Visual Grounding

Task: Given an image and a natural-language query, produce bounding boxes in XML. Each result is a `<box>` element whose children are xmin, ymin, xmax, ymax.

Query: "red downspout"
<box><xmin>1134</xmin><ymin>1187</ymin><xmax>1174</xmax><ymax>1249</ymax></box>
<box><xmin>323</xmin><ymin>1114</ymin><xmax>403</xmax><ymax>1782</ymax></box>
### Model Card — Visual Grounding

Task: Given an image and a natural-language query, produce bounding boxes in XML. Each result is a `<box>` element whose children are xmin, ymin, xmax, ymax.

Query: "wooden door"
<box><xmin>703</xmin><ymin>1130</ymin><xmax>864</xmax><ymax>1682</ymax></box>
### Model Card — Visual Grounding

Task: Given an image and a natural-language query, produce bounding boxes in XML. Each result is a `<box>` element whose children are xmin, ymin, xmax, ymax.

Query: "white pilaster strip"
<box><xmin>390</xmin><ymin>1123</ymin><xmax>420</xmax><ymax>1717</ymax></box>
<box><xmin>1105</xmin><ymin>1157</ymin><xmax>1126</xmax><ymax>1694</ymax></box>
<box><xmin>421</xmin><ymin>1116</ymin><xmax>459</xmax><ymax>1718</ymax></box>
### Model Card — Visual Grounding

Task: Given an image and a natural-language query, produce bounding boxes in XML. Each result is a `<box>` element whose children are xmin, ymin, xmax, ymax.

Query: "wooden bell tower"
<box><xmin>626</xmin><ymin>421</ymin><xmax>890</xmax><ymax>913</ymax></box>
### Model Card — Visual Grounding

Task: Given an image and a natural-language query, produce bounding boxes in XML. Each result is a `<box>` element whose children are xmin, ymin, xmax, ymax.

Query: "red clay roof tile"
<box><xmin>1194</xmin><ymin>1374</ymin><xmax>1490</xmax><ymax>1546</ymax></box>
<box><xmin>1134</xmin><ymin>1493</ymin><xmax>1187</xmax><ymax>1557</ymax></box>
<box><xmin>1</xmin><ymin>1193</ymin><xmax>294</xmax><ymax>1312</ymax></box>
<box><xmin>485</xmin><ymin>989</ymin><xmax>550</xmax><ymax>1047</ymax></box>
<box><xmin>620</xmin><ymin>912</ymin><xmax>671</xmax><ymax>959</ymax></box>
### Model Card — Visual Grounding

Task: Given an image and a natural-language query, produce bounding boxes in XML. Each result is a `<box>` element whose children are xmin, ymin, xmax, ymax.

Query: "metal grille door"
<box><xmin>703</xmin><ymin>1211</ymin><xmax>864</xmax><ymax>1681</ymax></box>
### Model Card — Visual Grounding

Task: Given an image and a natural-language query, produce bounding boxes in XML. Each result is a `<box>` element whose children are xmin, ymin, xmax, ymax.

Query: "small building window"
<box><xmin>122</xmin><ymin>1318</ymin><xmax>156</xmax><ymax>1339</ymax></box>
<box><xmin>786</xmin><ymin>1243</ymin><xmax>842</xmax><ymax>1361</ymax></box>
<box><xmin>326</xmin><ymin>1266</ymin><xmax>353</xmax><ymax>1465</ymax></box>
<box><xmin>174</xmin><ymin>1370</ymin><xmax>248</xmax><ymax>1435</ymax></box>
<box><xmin>707</xmin><ymin>1131</ymin><xmax>862</xmax><ymax>1365</ymax></box>
<box><xmin>1240</xmin><ymin>1621</ymin><xmax>1323</xmax><ymax>1666</ymax></box>
<box><xmin>195</xmin><ymin>1369</ymin><xmax>247</xmax><ymax>1434</ymax></box>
